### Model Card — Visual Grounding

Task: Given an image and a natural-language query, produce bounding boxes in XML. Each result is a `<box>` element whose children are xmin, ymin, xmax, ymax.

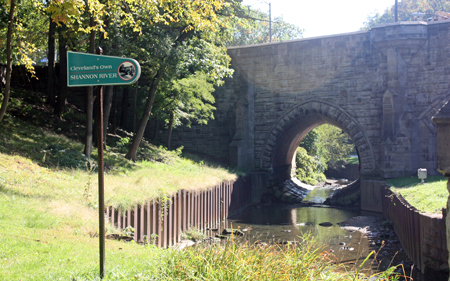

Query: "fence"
<box><xmin>105</xmin><ymin>176</ymin><xmax>251</xmax><ymax>248</ymax></box>
<box><xmin>381</xmin><ymin>186</ymin><xmax>448</xmax><ymax>274</ymax></box>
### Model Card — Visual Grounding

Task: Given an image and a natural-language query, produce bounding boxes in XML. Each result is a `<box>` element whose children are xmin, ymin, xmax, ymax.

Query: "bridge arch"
<box><xmin>259</xmin><ymin>99</ymin><xmax>376</xmax><ymax>183</ymax></box>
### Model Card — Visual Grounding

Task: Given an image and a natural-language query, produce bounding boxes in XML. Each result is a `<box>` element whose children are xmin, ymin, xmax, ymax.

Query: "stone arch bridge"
<box><xmin>160</xmin><ymin>21</ymin><xmax>450</xmax><ymax>207</ymax></box>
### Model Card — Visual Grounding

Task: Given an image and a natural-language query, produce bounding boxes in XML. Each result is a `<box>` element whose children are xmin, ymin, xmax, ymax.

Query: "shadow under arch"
<box><xmin>258</xmin><ymin>99</ymin><xmax>376</xmax><ymax>184</ymax></box>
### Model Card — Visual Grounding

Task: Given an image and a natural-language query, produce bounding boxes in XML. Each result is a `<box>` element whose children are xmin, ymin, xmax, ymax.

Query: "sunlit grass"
<box><xmin>0</xmin><ymin>110</ymin><xmax>402</xmax><ymax>280</ymax></box>
<box><xmin>387</xmin><ymin>175</ymin><xmax>447</xmax><ymax>214</ymax></box>
<box><xmin>0</xmin><ymin>115</ymin><xmax>236</xmax><ymax>210</ymax></box>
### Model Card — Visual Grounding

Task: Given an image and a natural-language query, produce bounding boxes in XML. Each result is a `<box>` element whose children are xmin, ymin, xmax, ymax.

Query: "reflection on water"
<box><xmin>216</xmin><ymin>184</ymin><xmax>428</xmax><ymax>279</ymax></box>
<box><xmin>224</xmin><ymin>183</ymin><xmax>391</xmax><ymax>275</ymax></box>
<box><xmin>228</xmin><ymin>204</ymin><xmax>375</xmax><ymax>268</ymax></box>
<box><xmin>302</xmin><ymin>184</ymin><xmax>337</xmax><ymax>203</ymax></box>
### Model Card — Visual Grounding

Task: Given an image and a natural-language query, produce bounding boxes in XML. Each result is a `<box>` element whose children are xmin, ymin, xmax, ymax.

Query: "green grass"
<box><xmin>0</xmin><ymin>91</ymin><xmax>402</xmax><ymax>280</ymax></box>
<box><xmin>347</xmin><ymin>157</ymin><xmax>359</xmax><ymax>164</ymax></box>
<box><xmin>386</xmin><ymin>175</ymin><xmax>447</xmax><ymax>214</ymax></box>
<box><xmin>0</xmin><ymin>115</ymin><xmax>237</xmax><ymax>210</ymax></box>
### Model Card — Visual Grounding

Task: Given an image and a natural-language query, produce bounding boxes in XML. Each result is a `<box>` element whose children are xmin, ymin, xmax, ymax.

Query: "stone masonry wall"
<box><xmin>163</xmin><ymin>21</ymin><xmax>450</xmax><ymax>180</ymax></box>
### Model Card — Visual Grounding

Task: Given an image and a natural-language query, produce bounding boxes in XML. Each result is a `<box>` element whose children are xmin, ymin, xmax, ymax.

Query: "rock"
<box><xmin>222</xmin><ymin>228</ymin><xmax>244</xmax><ymax>236</ymax></box>
<box><xmin>319</xmin><ymin>222</ymin><xmax>333</xmax><ymax>227</ymax></box>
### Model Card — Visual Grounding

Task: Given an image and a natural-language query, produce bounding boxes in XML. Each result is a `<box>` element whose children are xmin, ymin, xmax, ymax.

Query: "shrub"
<box><xmin>296</xmin><ymin>147</ymin><xmax>326</xmax><ymax>185</ymax></box>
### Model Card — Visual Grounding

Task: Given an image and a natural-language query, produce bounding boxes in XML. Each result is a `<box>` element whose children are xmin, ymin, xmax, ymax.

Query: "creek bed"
<box><xmin>223</xmin><ymin>184</ymin><xmax>425</xmax><ymax>279</ymax></box>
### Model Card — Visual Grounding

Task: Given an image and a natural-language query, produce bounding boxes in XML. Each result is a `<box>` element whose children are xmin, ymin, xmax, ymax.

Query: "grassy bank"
<box><xmin>0</xmin><ymin>115</ymin><xmax>403</xmax><ymax>280</ymax></box>
<box><xmin>0</xmin><ymin>114</ymin><xmax>237</xmax><ymax>210</ymax></box>
<box><xmin>386</xmin><ymin>175</ymin><xmax>447</xmax><ymax>214</ymax></box>
<box><xmin>0</xmin><ymin>89</ymin><xmax>403</xmax><ymax>280</ymax></box>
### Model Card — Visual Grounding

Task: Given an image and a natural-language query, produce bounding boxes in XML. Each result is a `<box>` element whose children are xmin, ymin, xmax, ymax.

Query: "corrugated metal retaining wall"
<box><xmin>381</xmin><ymin>186</ymin><xmax>448</xmax><ymax>273</ymax></box>
<box><xmin>105</xmin><ymin>177</ymin><xmax>251</xmax><ymax>248</ymax></box>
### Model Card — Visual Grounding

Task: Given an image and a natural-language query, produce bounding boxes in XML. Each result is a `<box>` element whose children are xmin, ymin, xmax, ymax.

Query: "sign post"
<box><xmin>67</xmin><ymin>49</ymin><xmax>140</xmax><ymax>279</ymax></box>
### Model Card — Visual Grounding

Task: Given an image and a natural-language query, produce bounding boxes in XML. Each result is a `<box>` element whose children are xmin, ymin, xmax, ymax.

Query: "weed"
<box><xmin>180</xmin><ymin>227</ymin><xmax>207</xmax><ymax>242</ymax></box>
<box><xmin>122</xmin><ymin>225</ymin><xmax>135</xmax><ymax>237</ymax></box>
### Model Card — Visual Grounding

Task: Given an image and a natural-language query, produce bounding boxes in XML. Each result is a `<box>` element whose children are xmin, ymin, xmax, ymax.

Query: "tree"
<box><xmin>0</xmin><ymin>0</ymin><xmax>15</xmax><ymax>123</ymax></box>
<box><xmin>161</xmin><ymin>72</ymin><xmax>218</xmax><ymax>149</ymax></box>
<box><xmin>0</xmin><ymin>0</ymin><xmax>47</xmax><ymax>123</ymax></box>
<box><xmin>295</xmin><ymin>147</ymin><xmax>326</xmax><ymax>185</ymax></box>
<box><xmin>227</xmin><ymin>6</ymin><xmax>303</xmax><ymax>46</ymax></box>
<box><xmin>308</xmin><ymin>124</ymin><xmax>354</xmax><ymax>170</ymax></box>
<box><xmin>362</xmin><ymin>0</ymin><xmax>450</xmax><ymax>30</ymax></box>
<box><xmin>298</xmin><ymin>123</ymin><xmax>354</xmax><ymax>182</ymax></box>
<box><xmin>125</xmin><ymin>0</ymin><xmax>237</xmax><ymax>161</ymax></box>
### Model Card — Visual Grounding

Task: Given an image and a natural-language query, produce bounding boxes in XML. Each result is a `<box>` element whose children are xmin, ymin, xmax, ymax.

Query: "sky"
<box><xmin>241</xmin><ymin>0</ymin><xmax>396</xmax><ymax>38</ymax></box>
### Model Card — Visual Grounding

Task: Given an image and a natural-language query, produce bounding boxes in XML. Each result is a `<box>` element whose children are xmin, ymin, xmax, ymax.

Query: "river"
<box><xmin>224</xmin><ymin>183</ymin><xmax>430</xmax><ymax>280</ymax></box>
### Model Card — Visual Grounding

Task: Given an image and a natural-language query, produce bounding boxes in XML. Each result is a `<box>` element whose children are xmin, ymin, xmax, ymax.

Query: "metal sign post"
<box><xmin>95</xmin><ymin>47</ymin><xmax>105</xmax><ymax>279</ymax></box>
<box><xmin>67</xmin><ymin>48</ymin><xmax>140</xmax><ymax>279</ymax></box>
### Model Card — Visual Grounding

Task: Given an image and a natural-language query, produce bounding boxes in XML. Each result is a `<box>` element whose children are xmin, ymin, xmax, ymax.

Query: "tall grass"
<box><xmin>154</xmin><ymin>235</ymin><xmax>402</xmax><ymax>281</ymax></box>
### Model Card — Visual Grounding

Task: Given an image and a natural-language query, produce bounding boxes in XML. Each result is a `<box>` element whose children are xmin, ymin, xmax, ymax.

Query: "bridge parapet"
<box><xmin>160</xmin><ymin>21</ymin><xmax>450</xmax><ymax>198</ymax></box>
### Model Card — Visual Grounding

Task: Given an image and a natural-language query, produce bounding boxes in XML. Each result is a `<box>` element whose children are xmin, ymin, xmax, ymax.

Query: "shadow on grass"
<box><xmin>386</xmin><ymin>175</ymin><xmax>446</xmax><ymax>188</ymax></box>
<box><xmin>182</xmin><ymin>152</ymin><xmax>248</xmax><ymax>176</ymax></box>
<box><xmin>1</xmin><ymin>115</ymin><xmax>137</xmax><ymax>173</ymax></box>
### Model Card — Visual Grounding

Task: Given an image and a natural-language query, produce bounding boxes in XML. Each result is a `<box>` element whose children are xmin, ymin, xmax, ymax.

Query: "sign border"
<box><xmin>67</xmin><ymin>51</ymin><xmax>141</xmax><ymax>87</ymax></box>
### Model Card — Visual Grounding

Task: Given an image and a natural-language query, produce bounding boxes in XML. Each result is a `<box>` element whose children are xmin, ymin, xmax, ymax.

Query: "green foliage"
<box><xmin>151</xmin><ymin>36</ymin><xmax>233</xmax><ymax>133</ymax></box>
<box><xmin>180</xmin><ymin>227</ymin><xmax>207</xmax><ymax>242</ymax></box>
<box><xmin>227</xmin><ymin>7</ymin><xmax>304</xmax><ymax>46</ymax></box>
<box><xmin>156</xmin><ymin>234</ymin><xmax>400</xmax><ymax>281</ymax></box>
<box><xmin>312</xmin><ymin>124</ymin><xmax>354</xmax><ymax>169</ymax></box>
<box><xmin>361</xmin><ymin>0</ymin><xmax>450</xmax><ymax>30</ymax></box>
<box><xmin>43</xmin><ymin>144</ymin><xmax>93</xmax><ymax>170</ymax></box>
<box><xmin>140</xmin><ymin>145</ymin><xmax>184</xmax><ymax>164</ymax></box>
<box><xmin>299</xmin><ymin>129</ymin><xmax>318</xmax><ymax>155</ymax></box>
<box><xmin>297</xmin><ymin>124</ymin><xmax>355</xmax><ymax>184</ymax></box>
<box><xmin>115</xmin><ymin>136</ymin><xmax>131</xmax><ymax>153</ymax></box>
<box><xmin>122</xmin><ymin>225</ymin><xmax>135</xmax><ymax>236</ymax></box>
<box><xmin>0</xmin><ymin>0</ymin><xmax>47</xmax><ymax>72</ymax></box>
<box><xmin>295</xmin><ymin>147</ymin><xmax>326</xmax><ymax>185</ymax></box>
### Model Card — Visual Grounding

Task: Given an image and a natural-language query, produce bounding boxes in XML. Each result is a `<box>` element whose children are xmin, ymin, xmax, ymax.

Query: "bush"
<box><xmin>44</xmin><ymin>144</ymin><xmax>94</xmax><ymax>170</ymax></box>
<box><xmin>295</xmin><ymin>147</ymin><xmax>326</xmax><ymax>185</ymax></box>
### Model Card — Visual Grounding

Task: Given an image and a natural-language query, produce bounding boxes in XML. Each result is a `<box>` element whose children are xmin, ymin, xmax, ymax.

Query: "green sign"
<box><xmin>67</xmin><ymin>51</ymin><xmax>141</xmax><ymax>87</ymax></box>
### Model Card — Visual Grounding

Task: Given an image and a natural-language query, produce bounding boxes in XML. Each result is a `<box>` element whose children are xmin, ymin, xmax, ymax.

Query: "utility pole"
<box><xmin>395</xmin><ymin>0</ymin><xmax>398</xmax><ymax>22</ymax></box>
<box><xmin>269</xmin><ymin>2</ymin><xmax>272</xmax><ymax>42</ymax></box>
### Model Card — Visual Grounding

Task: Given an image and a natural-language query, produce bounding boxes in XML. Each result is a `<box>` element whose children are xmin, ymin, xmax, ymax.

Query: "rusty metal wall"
<box><xmin>105</xmin><ymin>177</ymin><xmax>251</xmax><ymax>248</ymax></box>
<box><xmin>381</xmin><ymin>187</ymin><xmax>448</xmax><ymax>273</ymax></box>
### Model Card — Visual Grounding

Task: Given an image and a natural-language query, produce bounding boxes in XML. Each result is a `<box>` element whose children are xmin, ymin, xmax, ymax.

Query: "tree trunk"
<box><xmin>167</xmin><ymin>110</ymin><xmax>174</xmax><ymax>150</ymax></box>
<box><xmin>120</xmin><ymin>87</ymin><xmax>130</xmax><ymax>129</ymax></box>
<box><xmin>125</xmin><ymin>29</ymin><xmax>194</xmax><ymax>161</ymax></box>
<box><xmin>0</xmin><ymin>0</ymin><xmax>16</xmax><ymax>123</ymax></box>
<box><xmin>54</xmin><ymin>26</ymin><xmax>68</xmax><ymax>118</ymax></box>
<box><xmin>102</xmin><ymin>85</ymin><xmax>114</xmax><ymax>146</ymax></box>
<box><xmin>112</xmin><ymin>87</ymin><xmax>118</xmax><ymax>135</ymax></box>
<box><xmin>133</xmin><ymin>82</ymin><xmax>138</xmax><ymax>133</ymax></box>
<box><xmin>47</xmin><ymin>17</ymin><xmax>56</xmax><ymax>106</ymax></box>
<box><xmin>125</xmin><ymin>68</ymin><xmax>165</xmax><ymax>161</ymax></box>
<box><xmin>83</xmin><ymin>18</ymin><xmax>97</xmax><ymax>157</ymax></box>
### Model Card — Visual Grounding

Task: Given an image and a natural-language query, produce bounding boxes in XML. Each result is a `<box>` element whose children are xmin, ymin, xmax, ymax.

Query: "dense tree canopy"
<box><xmin>227</xmin><ymin>7</ymin><xmax>303</xmax><ymax>46</ymax></box>
<box><xmin>296</xmin><ymin>124</ymin><xmax>355</xmax><ymax>184</ymax></box>
<box><xmin>0</xmin><ymin>0</ymin><xmax>308</xmax><ymax>163</ymax></box>
<box><xmin>362</xmin><ymin>0</ymin><xmax>450</xmax><ymax>30</ymax></box>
